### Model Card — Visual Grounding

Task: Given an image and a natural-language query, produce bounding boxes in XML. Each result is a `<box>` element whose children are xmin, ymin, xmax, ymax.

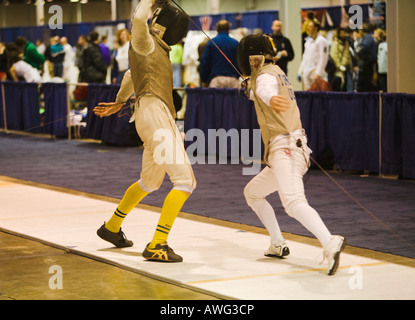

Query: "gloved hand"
<box><xmin>240</xmin><ymin>77</ymin><xmax>251</xmax><ymax>98</ymax></box>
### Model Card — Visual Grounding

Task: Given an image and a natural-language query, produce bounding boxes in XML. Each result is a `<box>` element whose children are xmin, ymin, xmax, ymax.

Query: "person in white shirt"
<box><xmin>298</xmin><ymin>19</ymin><xmax>329</xmax><ymax>90</ymax></box>
<box><xmin>112</xmin><ymin>28</ymin><xmax>131</xmax><ymax>84</ymax></box>
<box><xmin>374</xmin><ymin>28</ymin><xmax>387</xmax><ymax>92</ymax></box>
<box><xmin>61</xmin><ymin>37</ymin><xmax>77</xmax><ymax>82</ymax></box>
<box><xmin>8</xmin><ymin>50</ymin><xmax>41</xmax><ymax>83</ymax></box>
<box><xmin>36</xmin><ymin>39</ymin><xmax>46</xmax><ymax>55</ymax></box>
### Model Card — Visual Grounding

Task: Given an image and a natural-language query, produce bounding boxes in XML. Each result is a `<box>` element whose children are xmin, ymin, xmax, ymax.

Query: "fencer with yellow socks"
<box><xmin>94</xmin><ymin>0</ymin><xmax>195</xmax><ymax>262</ymax></box>
<box><xmin>238</xmin><ymin>34</ymin><xmax>345</xmax><ymax>275</ymax></box>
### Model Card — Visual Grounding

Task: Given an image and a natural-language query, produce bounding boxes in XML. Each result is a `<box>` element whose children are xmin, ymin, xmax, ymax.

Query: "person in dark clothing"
<box><xmin>199</xmin><ymin>20</ymin><xmax>240</xmax><ymax>88</ymax></box>
<box><xmin>270</xmin><ymin>20</ymin><xmax>295</xmax><ymax>75</ymax></box>
<box><xmin>355</xmin><ymin>23</ymin><xmax>378</xmax><ymax>92</ymax></box>
<box><xmin>44</xmin><ymin>36</ymin><xmax>65</xmax><ymax>78</ymax></box>
<box><xmin>80</xmin><ymin>31</ymin><xmax>108</xmax><ymax>83</ymax></box>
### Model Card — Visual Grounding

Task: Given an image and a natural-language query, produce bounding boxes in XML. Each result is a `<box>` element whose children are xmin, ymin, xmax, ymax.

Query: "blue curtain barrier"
<box><xmin>381</xmin><ymin>93</ymin><xmax>415</xmax><ymax>179</ymax></box>
<box><xmin>0</xmin><ymin>82</ymin><xmax>139</xmax><ymax>146</ymax></box>
<box><xmin>185</xmin><ymin>88</ymin><xmax>415</xmax><ymax>180</ymax></box>
<box><xmin>0</xmin><ymin>81</ymin><xmax>41</xmax><ymax>133</ymax></box>
<box><xmin>85</xmin><ymin>83</ymin><xmax>139</xmax><ymax>146</ymax></box>
<box><xmin>43</xmin><ymin>82</ymin><xmax>69</xmax><ymax>137</ymax></box>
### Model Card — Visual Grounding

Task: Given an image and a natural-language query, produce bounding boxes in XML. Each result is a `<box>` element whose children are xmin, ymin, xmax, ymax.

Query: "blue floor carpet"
<box><xmin>1</xmin><ymin>133</ymin><xmax>414</xmax><ymax>259</ymax></box>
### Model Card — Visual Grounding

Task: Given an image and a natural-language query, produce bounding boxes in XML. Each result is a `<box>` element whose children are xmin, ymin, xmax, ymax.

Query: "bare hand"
<box><xmin>93</xmin><ymin>102</ymin><xmax>123</xmax><ymax>118</ymax></box>
<box><xmin>270</xmin><ymin>95</ymin><xmax>291</xmax><ymax>113</ymax></box>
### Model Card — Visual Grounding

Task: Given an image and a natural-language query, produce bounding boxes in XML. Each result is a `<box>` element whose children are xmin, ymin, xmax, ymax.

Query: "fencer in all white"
<box><xmin>239</xmin><ymin>34</ymin><xmax>345</xmax><ymax>275</ymax></box>
<box><xmin>244</xmin><ymin>81</ymin><xmax>345</xmax><ymax>274</ymax></box>
<box><xmin>243</xmin><ymin>130</ymin><xmax>339</xmax><ymax>253</ymax></box>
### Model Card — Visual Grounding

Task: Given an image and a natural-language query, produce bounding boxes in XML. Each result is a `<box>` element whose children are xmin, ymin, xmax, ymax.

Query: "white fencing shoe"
<box><xmin>264</xmin><ymin>241</ymin><xmax>290</xmax><ymax>258</ymax></box>
<box><xmin>324</xmin><ymin>235</ymin><xmax>346</xmax><ymax>275</ymax></box>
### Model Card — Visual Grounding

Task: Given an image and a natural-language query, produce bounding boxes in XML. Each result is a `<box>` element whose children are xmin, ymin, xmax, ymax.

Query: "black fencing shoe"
<box><xmin>142</xmin><ymin>242</ymin><xmax>183</xmax><ymax>262</ymax></box>
<box><xmin>97</xmin><ymin>223</ymin><xmax>133</xmax><ymax>248</ymax></box>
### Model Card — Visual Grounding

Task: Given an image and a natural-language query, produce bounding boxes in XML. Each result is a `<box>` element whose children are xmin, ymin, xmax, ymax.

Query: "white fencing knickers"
<box><xmin>244</xmin><ymin>129</ymin><xmax>332</xmax><ymax>249</ymax></box>
<box><xmin>134</xmin><ymin>95</ymin><xmax>196</xmax><ymax>194</ymax></box>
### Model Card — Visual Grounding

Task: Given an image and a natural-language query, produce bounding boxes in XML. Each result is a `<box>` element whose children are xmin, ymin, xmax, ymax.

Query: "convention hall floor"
<box><xmin>1</xmin><ymin>176</ymin><xmax>414</xmax><ymax>301</ymax></box>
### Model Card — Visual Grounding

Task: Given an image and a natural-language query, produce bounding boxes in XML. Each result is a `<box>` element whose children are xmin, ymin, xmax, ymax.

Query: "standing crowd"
<box><xmin>0</xmin><ymin>15</ymin><xmax>387</xmax><ymax>93</ymax></box>
<box><xmin>0</xmin><ymin>28</ymin><xmax>136</xmax><ymax>87</ymax></box>
<box><xmin>299</xmin><ymin>17</ymin><xmax>387</xmax><ymax>93</ymax></box>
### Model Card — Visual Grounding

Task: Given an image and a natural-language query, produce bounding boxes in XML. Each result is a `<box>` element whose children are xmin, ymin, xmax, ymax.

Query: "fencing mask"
<box><xmin>151</xmin><ymin>2</ymin><xmax>190</xmax><ymax>46</ymax></box>
<box><xmin>237</xmin><ymin>34</ymin><xmax>277</xmax><ymax>76</ymax></box>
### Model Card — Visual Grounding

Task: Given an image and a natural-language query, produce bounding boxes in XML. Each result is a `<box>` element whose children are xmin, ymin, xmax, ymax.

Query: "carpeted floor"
<box><xmin>1</xmin><ymin>132</ymin><xmax>414</xmax><ymax>259</ymax></box>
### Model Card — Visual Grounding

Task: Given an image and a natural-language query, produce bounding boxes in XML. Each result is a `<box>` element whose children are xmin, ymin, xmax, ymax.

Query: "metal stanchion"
<box><xmin>379</xmin><ymin>90</ymin><xmax>383</xmax><ymax>177</ymax></box>
<box><xmin>1</xmin><ymin>82</ymin><xmax>7</xmax><ymax>133</ymax></box>
<box><xmin>66</xmin><ymin>82</ymin><xmax>71</xmax><ymax>140</ymax></box>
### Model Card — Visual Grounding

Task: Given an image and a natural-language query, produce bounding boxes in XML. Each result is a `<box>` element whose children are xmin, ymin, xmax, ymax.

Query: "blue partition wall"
<box><xmin>43</xmin><ymin>82</ymin><xmax>69</xmax><ymax>137</ymax></box>
<box><xmin>84</xmin><ymin>83</ymin><xmax>140</xmax><ymax>146</ymax></box>
<box><xmin>0</xmin><ymin>82</ymin><xmax>139</xmax><ymax>146</ymax></box>
<box><xmin>184</xmin><ymin>88</ymin><xmax>415</xmax><ymax>180</ymax></box>
<box><xmin>381</xmin><ymin>93</ymin><xmax>415</xmax><ymax>178</ymax></box>
<box><xmin>296</xmin><ymin>92</ymin><xmax>380</xmax><ymax>173</ymax></box>
<box><xmin>0</xmin><ymin>82</ymin><xmax>41</xmax><ymax>133</ymax></box>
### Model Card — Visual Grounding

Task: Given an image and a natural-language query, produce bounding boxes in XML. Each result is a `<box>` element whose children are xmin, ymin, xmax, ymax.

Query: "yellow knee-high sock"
<box><xmin>149</xmin><ymin>189</ymin><xmax>189</xmax><ymax>248</ymax></box>
<box><xmin>105</xmin><ymin>182</ymin><xmax>149</xmax><ymax>233</ymax></box>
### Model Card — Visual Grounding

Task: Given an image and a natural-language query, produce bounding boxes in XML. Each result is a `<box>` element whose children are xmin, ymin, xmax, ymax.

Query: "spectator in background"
<box><xmin>99</xmin><ymin>35</ymin><xmax>111</xmax><ymax>66</ymax></box>
<box><xmin>355</xmin><ymin>23</ymin><xmax>378</xmax><ymax>92</ymax></box>
<box><xmin>270</xmin><ymin>20</ymin><xmax>295</xmax><ymax>75</ymax></box>
<box><xmin>199</xmin><ymin>20</ymin><xmax>240</xmax><ymax>88</ymax></box>
<box><xmin>344</xmin><ymin>28</ymin><xmax>357</xmax><ymax>92</ymax></box>
<box><xmin>15</xmin><ymin>36</ymin><xmax>45</xmax><ymax>71</ymax></box>
<box><xmin>45</xmin><ymin>36</ymin><xmax>65</xmax><ymax>78</ymax></box>
<box><xmin>7</xmin><ymin>43</ymin><xmax>41</xmax><ymax>83</ymax></box>
<box><xmin>112</xmin><ymin>28</ymin><xmax>131</xmax><ymax>84</ymax></box>
<box><xmin>80</xmin><ymin>31</ymin><xmax>107</xmax><ymax>84</ymax></box>
<box><xmin>301</xmin><ymin>11</ymin><xmax>315</xmax><ymax>53</ymax></box>
<box><xmin>75</xmin><ymin>34</ymin><xmax>88</xmax><ymax>76</ymax></box>
<box><xmin>170</xmin><ymin>41</ymin><xmax>184</xmax><ymax>87</ymax></box>
<box><xmin>329</xmin><ymin>27</ymin><xmax>353</xmax><ymax>91</ymax></box>
<box><xmin>197</xmin><ymin>38</ymin><xmax>209</xmax><ymax>86</ymax></box>
<box><xmin>298</xmin><ymin>19</ymin><xmax>329</xmax><ymax>91</ymax></box>
<box><xmin>374</xmin><ymin>28</ymin><xmax>387</xmax><ymax>92</ymax></box>
<box><xmin>0</xmin><ymin>42</ymin><xmax>7</xmax><ymax>81</ymax></box>
<box><xmin>61</xmin><ymin>36</ymin><xmax>77</xmax><ymax>83</ymax></box>
<box><xmin>36</xmin><ymin>39</ymin><xmax>46</xmax><ymax>55</ymax></box>
<box><xmin>100</xmin><ymin>35</ymin><xmax>112</xmax><ymax>84</ymax></box>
